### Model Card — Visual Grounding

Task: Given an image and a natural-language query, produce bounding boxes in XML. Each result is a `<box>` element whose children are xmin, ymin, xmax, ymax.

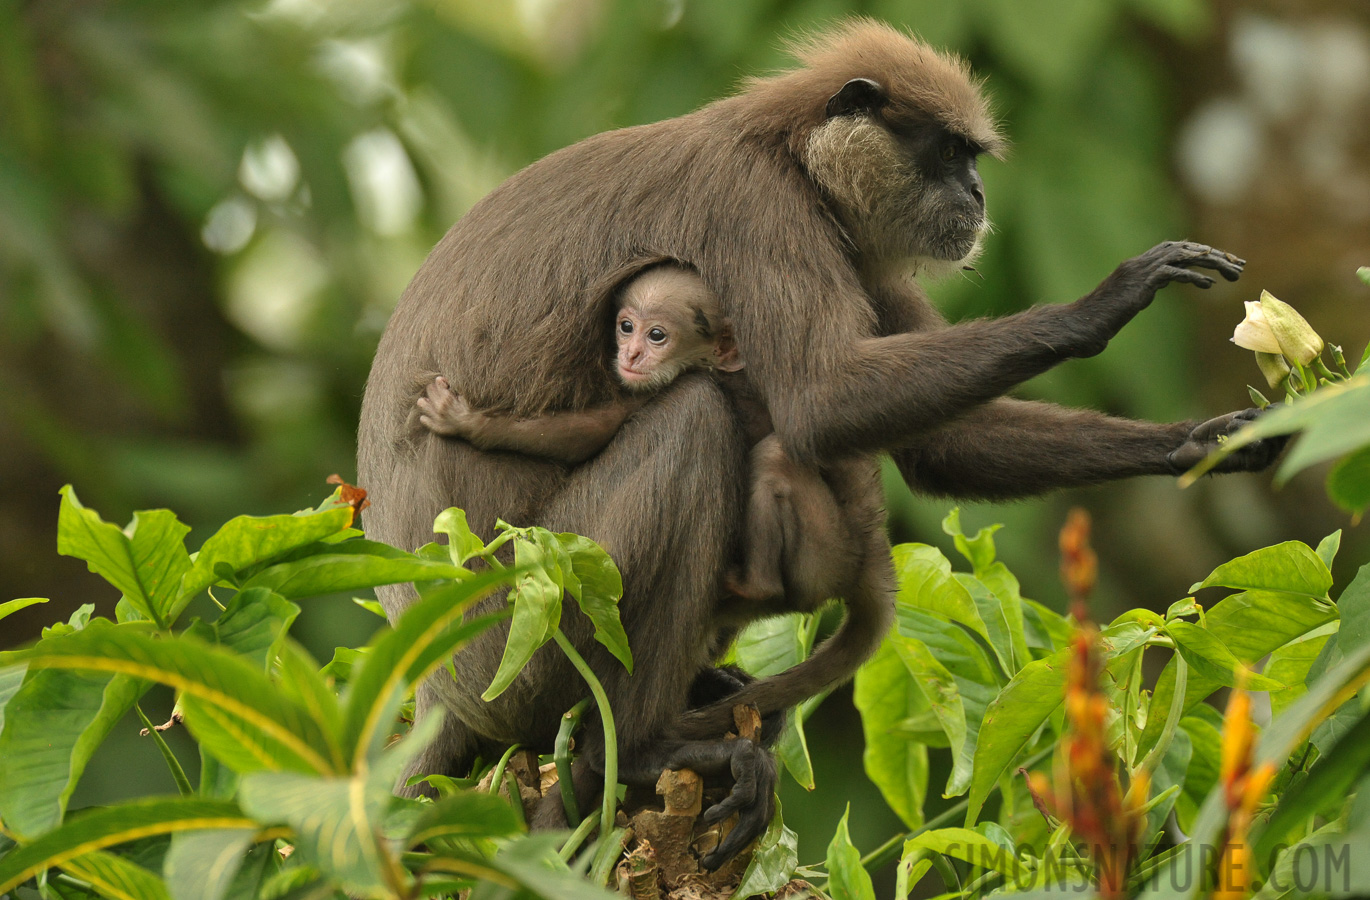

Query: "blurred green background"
<box><xmin>3</xmin><ymin>0</ymin><xmax>1368</xmax><ymax>879</ymax></box>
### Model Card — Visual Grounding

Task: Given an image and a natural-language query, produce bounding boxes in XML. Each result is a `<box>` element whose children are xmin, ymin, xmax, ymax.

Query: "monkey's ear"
<box><xmin>714</xmin><ymin>332</ymin><xmax>745</xmax><ymax>372</ymax></box>
<box><xmin>825</xmin><ymin>78</ymin><xmax>887</xmax><ymax>119</ymax></box>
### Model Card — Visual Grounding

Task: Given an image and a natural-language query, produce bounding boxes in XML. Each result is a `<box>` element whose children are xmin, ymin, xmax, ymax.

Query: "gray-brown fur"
<box><xmin>358</xmin><ymin>19</ymin><xmax>1282</xmax><ymax>868</ymax></box>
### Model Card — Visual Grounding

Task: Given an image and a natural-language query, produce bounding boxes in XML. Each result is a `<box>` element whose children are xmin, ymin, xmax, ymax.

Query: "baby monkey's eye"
<box><xmin>648</xmin><ymin>328</ymin><xmax>667</xmax><ymax>344</ymax></box>
<box><xmin>618</xmin><ymin>319</ymin><xmax>633</xmax><ymax>335</ymax></box>
<box><xmin>941</xmin><ymin>143</ymin><xmax>958</xmax><ymax>162</ymax></box>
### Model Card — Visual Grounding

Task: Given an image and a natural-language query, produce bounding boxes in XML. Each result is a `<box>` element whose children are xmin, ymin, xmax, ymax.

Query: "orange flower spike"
<box><xmin>1059</xmin><ymin>507</ymin><xmax>1099</xmax><ymax>614</ymax></box>
<box><xmin>1219</xmin><ymin>668</ymin><xmax>1255</xmax><ymax>807</ymax></box>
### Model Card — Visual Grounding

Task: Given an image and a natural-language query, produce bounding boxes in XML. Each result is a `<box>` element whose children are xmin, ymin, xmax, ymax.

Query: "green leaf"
<box><xmin>957</xmin><ymin>572</ymin><xmax>1024</xmax><ymax>676</ymax></box>
<box><xmin>238</xmin><ymin>769</ymin><xmax>393</xmax><ymax>894</ymax></box>
<box><xmin>242</xmin><ymin>539</ymin><xmax>470</xmax><ymax>598</ymax></box>
<box><xmin>1254</xmin><ymin>705</ymin><xmax>1370</xmax><ymax>865</ymax></box>
<box><xmin>1265</xmin><ymin>628</ymin><xmax>1334</xmax><ymax>717</ymax></box>
<box><xmin>1023</xmin><ymin>599</ymin><xmax>1071</xmax><ymax>652</ymax></box>
<box><xmin>975</xmin><ymin>562</ymin><xmax>1030</xmax><ymax>671</ymax></box>
<box><xmin>1328</xmin><ymin>445</ymin><xmax>1370</xmax><ymax>514</ymax></box>
<box><xmin>965</xmin><ymin>648</ymin><xmax>1066</xmax><ymax>826</ymax></box>
<box><xmin>135</xmin><ymin>704</ymin><xmax>194</xmax><ymax>796</ymax></box>
<box><xmin>1139</xmin><ymin>589</ymin><xmax>1337</xmax><ymax>755</ymax></box>
<box><xmin>1316</xmin><ymin>530</ymin><xmax>1344</xmax><ymax>570</ymax></box>
<box><xmin>1189</xmin><ymin>541</ymin><xmax>1332</xmax><ymax>598</ymax></box>
<box><xmin>190</xmin><ymin>587</ymin><xmax>299</xmax><ymax>670</ymax></box>
<box><xmin>0</xmin><ymin>597</ymin><xmax>47</xmax><ymax>622</ymax></box>
<box><xmin>734</xmin><ymin>613</ymin><xmax>809</xmax><ymax>677</ymax></box>
<box><xmin>1338</xmin><ymin>563</ymin><xmax>1370</xmax><ymax>652</ymax></box>
<box><xmin>1166</xmin><ymin>621</ymin><xmax>1286</xmax><ymax>691</ymax></box>
<box><xmin>941</xmin><ymin>508</ymin><xmax>1000</xmax><ymax>573</ymax></box>
<box><xmin>274</xmin><ymin>641</ymin><xmax>344</xmax><ymax>752</ymax></box>
<box><xmin>556</xmin><ymin>532</ymin><xmax>630</xmax><ymax>672</ymax></box>
<box><xmin>341</xmin><ymin>570</ymin><xmax>512</xmax><ymax>766</ymax></box>
<box><xmin>901</xmin><ymin>826</ymin><xmax>1030</xmax><ymax>882</ymax></box>
<box><xmin>11</xmin><ymin>621</ymin><xmax>341</xmax><ymax>777</ymax></box>
<box><xmin>57</xmin><ymin>486</ymin><xmax>191</xmax><ymax>628</ymax></box>
<box><xmin>1175</xmin><ymin>715</ymin><xmax>1221</xmax><ymax>833</ymax></box>
<box><xmin>178</xmin><ymin>507</ymin><xmax>355</xmax><ymax>615</ymax></box>
<box><xmin>0</xmin><ymin>662</ymin><xmax>145</xmax><ymax>838</ymax></box>
<box><xmin>434</xmin><ymin>507</ymin><xmax>486</xmax><ymax>565</ymax></box>
<box><xmin>825</xmin><ymin>807</ymin><xmax>875</xmax><ymax>900</ymax></box>
<box><xmin>776</xmin><ymin>692</ymin><xmax>823</xmax><ymax>791</ymax></box>
<box><xmin>60</xmin><ymin>850</ymin><xmax>171</xmax><ymax>900</ymax></box>
<box><xmin>164</xmin><ymin>829</ymin><xmax>256</xmax><ymax>900</ymax></box>
<box><xmin>893</xmin><ymin>637</ymin><xmax>969</xmax><ymax>796</ymax></box>
<box><xmin>892</xmin><ymin>543</ymin><xmax>990</xmax><ymax>644</ymax></box>
<box><xmin>734</xmin><ymin>799</ymin><xmax>798</xmax><ymax>898</ymax></box>
<box><xmin>854</xmin><ymin>637</ymin><xmax>929</xmax><ymax>829</ymax></box>
<box><xmin>405</xmin><ymin>790</ymin><xmax>521</xmax><ymax>847</ymax></box>
<box><xmin>0</xmin><ymin>797</ymin><xmax>251</xmax><ymax>895</ymax></box>
<box><xmin>483</xmin><ymin>538</ymin><xmax>563</xmax><ymax>701</ymax></box>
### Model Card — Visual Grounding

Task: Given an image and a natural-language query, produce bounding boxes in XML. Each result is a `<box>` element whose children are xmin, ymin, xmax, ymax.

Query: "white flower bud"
<box><xmin>1259</xmin><ymin>290</ymin><xmax>1323</xmax><ymax>366</ymax></box>
<box><xmin>1231</xmin><ymin>300</ymin><xmax>1281</xmax><ymax>354</ymax></box>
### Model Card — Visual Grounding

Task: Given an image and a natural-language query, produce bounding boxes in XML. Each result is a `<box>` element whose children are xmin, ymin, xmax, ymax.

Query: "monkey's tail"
<box><xmin>675</xmin><ymin>579</ymin><xmax>894</xmax><ymax>741</ymax></box>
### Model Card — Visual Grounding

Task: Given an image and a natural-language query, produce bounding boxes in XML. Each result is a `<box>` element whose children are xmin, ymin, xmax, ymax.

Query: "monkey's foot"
<box><xmin>652</xmin><ymin>737</ymin><xmax>777</xmax><ymax>870</ymax></box>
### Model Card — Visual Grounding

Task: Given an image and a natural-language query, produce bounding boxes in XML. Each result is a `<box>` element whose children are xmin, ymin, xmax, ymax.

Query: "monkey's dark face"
<box><xmin>614</xmin><ymin>305</ymin><xmax>717</xmax><ymax>393</ymax></box>
<box><xmin>803</xmin><ymin>78</ymin><xmax>990</xmax><ymax>273</ymax></box>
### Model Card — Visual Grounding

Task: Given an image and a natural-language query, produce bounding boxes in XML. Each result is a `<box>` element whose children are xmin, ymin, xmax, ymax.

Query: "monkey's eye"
<box><xmin>941</xmin><ymin>143</ymin><xmax>959</xmax><ymax>162</ymax></box>
<box><xmin>647</xmin><ymin>327</ymin><xmax>667</xmax><ymax>345</ymax></box>
<box><xmin>618</xmin><ymin>319</ymin><xmax>633</xmax><ymax>335</ymax></box>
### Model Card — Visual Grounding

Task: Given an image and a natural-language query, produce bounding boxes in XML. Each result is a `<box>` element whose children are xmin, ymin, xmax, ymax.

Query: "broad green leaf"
<box><xmin>1140</xmin><ymin>589</ymin><xmax>1337</xmax><ymax>755</ymax></box>
<box><xmin>893</xmin><ymin>637</ymin><xmax>968</xmax><ymax>796</ymax></box>
<box><xmin>178</xmin><ymin>507</ymin><xmax>354</xmax><ymax>614</ymax></box>
<box><xmin>901</xmin><ymin>826</ymin><xmax>1030</xmax><ymax>882</ymax></box>
<box><xmin>1144</xmin><ymin>729</ymin><xmax>1192</xmax><ymax>854</ymax></box>
<box><xmin>1254</xmin><ymin>706</ymin><xmax>1370</xmax><ymax>865</ymax></box>
<box><xmin>342</xmin><ymin>570</ymin><xmax>512</xmax><ymax>765</ymax></box>
<box><xmin>957</xmin><ymin>573</ymin><xmax>1021</xmax><ymax>676</ymax></box>
<box><xmin>1166</xmin><ymin>621</ymin><xmax>1285</xmax><ymax>691</ymax></box>
<box><xmin>854</xmin><ymin>637</ymin><xmax>928</xmax><ymax>829</ymax></box>
<box><xmin>480</xmin><ymin>833</ymin><xmax>620</xmax><ymax>900</ymax></box>
<box><xmin>734</xmin><ymin>613</ymin><xmax>809</xmax><ymax>677</ymax></box>
<box><xmin>892</xmin><ymin>543</ymin><xmax>989</xmax><ymax>643</ymax></box>
<box><xmin>404</xmin><ymin>790</ymin><xmax>521</xmax><ymax>847</ymax></box>
<box><xmin>434</xmin><ymin>507</ymin><xmax>486</xmax><ymax>564</ymax></box>
<box><xmin>1337</xmin><ymin>563</ymin><xmax>1370</xmax><ymax>652</ymax></box>
<box><xmin>11</xmin><ymin>621</ymin><xmax>340</xmax><ymax>777</ymax></box>
<box><xmin>242</xmin><ymin>539</ymin><xmax>469</xmax><ymax>597</ymax></box>
<box><xmin>238</xmin><ymin>769</ymin><xmax>392</xmax><ymax>894</ymax></box>
<box><xmin>188</xmin><ymin>587</ymin><xmax>299</xmax><ymax>670</ymax></box>
<box><xmin>825</xmin><ymin>807</ymin><xmax>875</xmax><ymax>900</ymax></box>
<box><xmin>165</xmin><ymin>829</ymin><xmax>257</xmax><ymax>900</ymax></box>
<box><xmin>274</xmin><ymin>642</ymin><xmax>344</xmax><ymax>758</ymax></box>
<box><xmin>1327</xmin><ymin>440</ymin><xmax>1370</xmax><ymax>514</ymax></box>
<box><xmin>1175</xmin><ymin>714</ymin><xmax>1221</xmax><ymax>834</ymax></box>
<box><xmin>60</xmin><ymin>850</ymin><xmax>171</xmax><ymax>900</ymax></box>
<box><xmin>1023</xmin><ymin>599</ymin><xmax>1071</xmax><ymax>652</ymax></box>
<box><xmin>0</xmin><ymin>663</ymin><xmax>145</xmax><ymax>838</ymax></box>
<box><xmin>975</xmin><ymin>562</ymin><xmax>1030</xmax><ymax>670</ymax></box>
<box><xmin>942</xmin><ymin>508</ymin><xmax>1000</xmax><ymax>574</ymax></box>
<box><xmin>483</xmin><ymin>538</ymin><xmax>563</xmax><ymax>701</ymax></box>
<box><xmin>0</xmin><ymin>798</ymin><xmax>251</xmax><ymax>895</ymax></box>
<box><xmin>1189</xmin><ymin>541</ymin><xmax>1332</xmax><ymax>598</ymax></box>
<box><xmin>556</xmin><ymin>532</ymin><xmax>630</xmax><ymax>672</ymax></box>
<box><xmin>734</xmin><ymin>799</ymin><xmax>798</xmax><ymax>899</ymax></box>
<box><xmin>57</xmin><ymin>486</ymin><xmax>191</xmax><ymax>627</ymax></box>
<box><xmin>0</xmin><ymin>662</ymin><xmax>25</xmax><ymax>733</ymax></box>
<box><xmin>1316</xmin><ymin>530</ymin><xmax>1344</xmax><ymax>570</ymax></box>
<box><xmin>0</xmin><ymin>597</ymin><xmax>47</xmax><ymax>622</ymax></box>
<box><xmin>776</xmin><ymin>692</ymin><xmax>823</xmax><ymax>791</ymax></box>
<box><xmin>1265</xmin><ymin>628</ymin><xmax>1335</xmax><ymax>717</ymax></box>
<box><xmin>964</xmin><ymin>647</ymin><xmax>1066</xmax><ymax>826</ymax></box>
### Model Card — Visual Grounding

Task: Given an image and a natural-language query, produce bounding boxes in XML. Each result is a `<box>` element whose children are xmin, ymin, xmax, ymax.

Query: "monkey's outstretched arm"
<box><xmin>765</xmin><ymin>242</ymin><xmax>1246</xmax><ymax>462</ymax></box>
<box><xmin>892</xmin><ymin>399</ymin><xmax>1285</xmax><ymax>500</ymax></box>
<box><xmin>418</xmin><ymin>375</ymin><xmax>645</xmax><ymax>464</ymax></box>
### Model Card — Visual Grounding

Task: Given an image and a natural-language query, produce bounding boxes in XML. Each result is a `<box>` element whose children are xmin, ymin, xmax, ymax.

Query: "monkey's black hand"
<box><xmin>1073</xmin><ymin>242</ymin><xmax>1246</xmax><ymax>358</ymax></box>
<box><xmin>1167</xmin><ymin>407</ymin><xmax>1289</xmax><ymax>475</ymax></box>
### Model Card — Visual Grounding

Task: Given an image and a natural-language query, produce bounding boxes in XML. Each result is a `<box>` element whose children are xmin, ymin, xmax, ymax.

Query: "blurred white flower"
<box><xmin>1231</xmin><ymin>300</ymin><xmax>1281</xmax><ymax>354</ymax></box>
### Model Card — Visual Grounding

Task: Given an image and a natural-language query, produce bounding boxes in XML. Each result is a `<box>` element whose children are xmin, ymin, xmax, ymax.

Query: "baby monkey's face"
<box><xmin>614</xmin><ymin>304</ymin><xmax>714</xmax><ymax>393</ymax></box>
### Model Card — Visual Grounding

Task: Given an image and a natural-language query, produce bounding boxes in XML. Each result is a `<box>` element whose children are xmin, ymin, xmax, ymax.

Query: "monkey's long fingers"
<box><xmin>1162</xmin><ymin>242</ymin><xmax>1246</xmax><ymax>282</ymax></box>
<box><xmin>700</xmin><ymin>785</ymin><xmax>776</xmax><ymax>870</ymax></box>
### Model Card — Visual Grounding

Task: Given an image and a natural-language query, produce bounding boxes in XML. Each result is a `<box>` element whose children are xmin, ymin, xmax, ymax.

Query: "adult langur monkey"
<box><xmin>358</xmin><ymin>20</ymin><xmax>1284</xmax><ymax>867</ymax></box>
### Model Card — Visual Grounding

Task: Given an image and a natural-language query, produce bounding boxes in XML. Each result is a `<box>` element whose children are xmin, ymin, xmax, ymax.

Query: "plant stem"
<box><xmin>559</xmin><ymin>812</ymin><xmax>599</xmax><ymax>862</ymax></box>
<box><xmin>1136</xmin><ymin>655</ymin><xmax>1188</xmax><ymax>777</ymax></box>
<box><xmin>553</xmin><ymin>628</ymin><xmax>619</xmax><ymax>847</ymax></box>
<box><xmin>556</xmin><ymin>698</ymin><xmax>592</xmax><ymax>826</ymax></box>
<box><xmin>488</xmin><ymin>743</ymin><xmax>522</xmax><ymax>795</ymax></box>
<box><xmin>860</xmin><ymin>745</ymin><xmax>1055</xmax><ymax>873</ymax></box>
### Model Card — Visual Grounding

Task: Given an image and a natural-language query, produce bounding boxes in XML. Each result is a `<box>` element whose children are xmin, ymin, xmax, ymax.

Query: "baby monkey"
<box><xmin>418</xmin><ymin>265</ymin><xmax>864</xmax><ymax>606</ymax></box>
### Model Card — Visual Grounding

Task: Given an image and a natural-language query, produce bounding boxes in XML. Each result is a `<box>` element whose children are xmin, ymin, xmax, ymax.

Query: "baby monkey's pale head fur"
<box><xmin>613</xmin><ymin>266</ymin><xmax>743</xmax><ymax>393</ymax></box>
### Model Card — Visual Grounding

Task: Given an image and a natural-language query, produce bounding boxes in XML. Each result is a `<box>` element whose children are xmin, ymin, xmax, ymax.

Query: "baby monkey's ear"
<box><xmin>713</xmin><ymin>328</ymin><xmax>745</xmax><ymax>372</ymax></box>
